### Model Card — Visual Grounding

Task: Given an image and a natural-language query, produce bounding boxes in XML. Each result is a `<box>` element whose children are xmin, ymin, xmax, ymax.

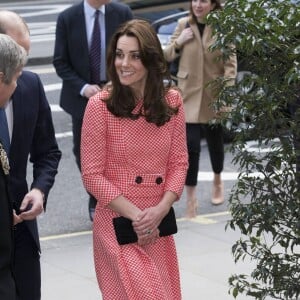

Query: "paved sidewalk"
<box><xmin>40</xmin><ymin>213</ymin><xmax>252</xmax><ymax>300</ymax></box>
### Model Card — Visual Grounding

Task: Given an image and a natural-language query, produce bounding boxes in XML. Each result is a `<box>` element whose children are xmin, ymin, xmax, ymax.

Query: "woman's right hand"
<box><xmin>176</xmin><ymin>27</ymin><xmax>194</xmax><ymax>47</ymax></box>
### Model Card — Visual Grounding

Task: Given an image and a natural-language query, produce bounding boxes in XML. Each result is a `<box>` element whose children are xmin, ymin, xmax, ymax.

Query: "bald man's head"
<box><xmin>0</xmin><ymin>10</ymin><xmax>30</xmax><ymax>54</ymax></box>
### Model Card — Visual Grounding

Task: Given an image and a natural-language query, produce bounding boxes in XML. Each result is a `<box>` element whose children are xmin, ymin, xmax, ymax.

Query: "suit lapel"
<box><xmin>104</xmin><ymin>4</ymin><xmax>118</xmax><ymax>46</ymax></box>
<box><xmin>76</xmin><ymin>3</ymin><xmax>89</xmax><ymax>63</ymax></box>
<box><xmin>10</xmin><ymin>77</ymin><xmax>25</xmax><ymax>157</ymax></box>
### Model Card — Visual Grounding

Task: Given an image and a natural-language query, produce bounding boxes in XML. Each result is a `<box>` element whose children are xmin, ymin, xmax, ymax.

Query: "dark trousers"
<box><xmin>13</xmin><ymin>223</ymin><xmax>40</xmax><ymax>300</ymax></box>
<box><xmin>185</xmin><ymin>123</ymin><xmax>224</xmax><ymax>186</ymax></box>
<box><xmin>0</xmin><ymin>177</ymin><xmax>16</xmax><ymax>300</ymax></box>
<box><xmin>72</xmin><ymin>116</ymin><xmax>97</xmax><ymax>209</ymax></box>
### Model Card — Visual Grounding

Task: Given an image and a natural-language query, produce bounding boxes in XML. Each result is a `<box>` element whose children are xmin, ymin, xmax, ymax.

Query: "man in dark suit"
<box><xmin>0</xmin><ymin>33</ymin><xmax>27</xmax><ymax>300</ymax></box>
<box><xmin>0</xmin><ymin>11</ymin><xmax>62</xmax><ymax>300</ymax></box>
<box><xmin>53</xmin><ymin>0</ymin><xmax>133</xmax><ymax>221</ymax></box>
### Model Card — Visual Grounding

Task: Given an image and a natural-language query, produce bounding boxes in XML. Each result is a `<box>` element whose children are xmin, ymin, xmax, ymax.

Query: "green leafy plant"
<box><xmin>207</xmin><ymin>0</ymin><xmax>300</xmax><ymax>299</ymax></box>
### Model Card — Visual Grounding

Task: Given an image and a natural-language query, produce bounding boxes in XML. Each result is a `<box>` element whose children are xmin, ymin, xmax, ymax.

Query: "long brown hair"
<box><xmin>105</xmin><ymin>19</ymin><xmax>178</xmax><ymax>126</ymax></box>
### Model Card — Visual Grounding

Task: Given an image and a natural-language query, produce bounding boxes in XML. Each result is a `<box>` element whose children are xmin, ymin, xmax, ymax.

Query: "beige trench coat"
<box><xmin>164</xmin><ymin>16</ymin><xmax>237</xmax><ymax>123</ymax></box>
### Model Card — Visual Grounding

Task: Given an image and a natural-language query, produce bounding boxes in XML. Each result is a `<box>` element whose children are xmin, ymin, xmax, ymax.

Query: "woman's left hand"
<box><xmin>137</xmin><ymin>228</ymin><xmax>160</xmax><ymax>246</ymax></box>
<box><xmin>132</xmin><ymin>206</ymin><xmax>164</xmax><ymax>244</ymax></box>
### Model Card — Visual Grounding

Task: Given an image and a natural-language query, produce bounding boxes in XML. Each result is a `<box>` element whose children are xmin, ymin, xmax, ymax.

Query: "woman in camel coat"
<box><xmin>164</xmin><ymin>0</ymin><xmax>237</xmax><ymax>217</ymax></box>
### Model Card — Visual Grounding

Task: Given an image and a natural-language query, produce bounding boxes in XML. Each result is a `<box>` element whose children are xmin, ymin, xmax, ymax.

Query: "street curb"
<box><xmin>27</xmin><ymin>56</ymin><xmax>53</xmax><ymax>66</ymax></box>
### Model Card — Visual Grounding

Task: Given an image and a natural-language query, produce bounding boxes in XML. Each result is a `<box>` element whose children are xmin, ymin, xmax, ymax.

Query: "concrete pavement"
<box><xmin>40</xmin><ymin>213</ymin><xmax>252</xmax><ymax>300</ymax></box>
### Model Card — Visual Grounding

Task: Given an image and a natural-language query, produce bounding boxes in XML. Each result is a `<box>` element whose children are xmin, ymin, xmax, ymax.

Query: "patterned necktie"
<box><xmin>89</xmin><ymin>10</ymin><xmax>101</xmax><ymax>85</ymax></box>
<box><xmin>0</xmin><ymin>108</ymin><xmax>10</xmax><ymax>155</ymax></box>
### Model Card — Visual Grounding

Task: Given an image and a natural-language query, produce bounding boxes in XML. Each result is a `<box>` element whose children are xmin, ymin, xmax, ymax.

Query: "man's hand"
<box><xmin>18</xmin><ymin>188</ymin><xmax>44</xmax><ymax>220</ymax></box>
<box><xmin>13</xmin><ymin>209</ymin><xmax>23</xmax><ymax>225</ymax></box>
<box><xmin>83</xmin><ymin>84</ymin><xmax>101</xmax><ymax>98</ymax></box>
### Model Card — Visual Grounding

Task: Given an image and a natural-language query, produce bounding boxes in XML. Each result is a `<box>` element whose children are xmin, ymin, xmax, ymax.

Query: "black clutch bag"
<box><xmin>112</xmin><ymin>207</ymin><xmax>177</xmax><ymax>245</ymax></box>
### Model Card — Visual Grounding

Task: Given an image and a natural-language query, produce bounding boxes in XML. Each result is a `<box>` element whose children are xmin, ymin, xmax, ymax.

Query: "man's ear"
<box><xmin>0</xmin><ymin>72</ymin><xmax>4</xmax><ymax>83</ymax></box>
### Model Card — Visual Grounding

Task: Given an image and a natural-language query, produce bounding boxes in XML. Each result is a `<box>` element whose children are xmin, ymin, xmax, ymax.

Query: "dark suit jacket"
<box><xmin>53</xmin><ymin>1</ymin><xmax>133</xmax><ymax>119</ymax></box>
<box><xmin>9</xmin><ymin>70</ymin><xmax>61</xmax><ymax>251</ymax></box>
<box><xmin>0</xmin><ymin>163</ymin><xmax>16</xmax><ymax>300</ymax></box>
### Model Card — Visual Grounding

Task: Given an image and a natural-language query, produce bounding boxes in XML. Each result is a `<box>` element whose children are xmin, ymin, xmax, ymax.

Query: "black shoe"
<box><xmin>89</xmin><ymin>207</ymin><xmax>95</xmax><ymax>222</ymax></box>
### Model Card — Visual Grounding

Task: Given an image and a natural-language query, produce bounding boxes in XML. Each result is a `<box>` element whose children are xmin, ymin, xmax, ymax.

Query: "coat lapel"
<box><xmin>191</xmin><ymin>22</ymin><xmax>202</xmax><ymax>42</ymax></box>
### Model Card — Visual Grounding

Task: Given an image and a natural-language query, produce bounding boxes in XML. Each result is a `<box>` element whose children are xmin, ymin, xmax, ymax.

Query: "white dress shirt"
<box><xmin>4</xmin><ymin>100</ymin><xmax>13</xmax><ymax>142</ymax></box>
<box><xmin>84</xmin><ymin>1</ymin><xmax>106</xmax><ymax>82</ymax></box>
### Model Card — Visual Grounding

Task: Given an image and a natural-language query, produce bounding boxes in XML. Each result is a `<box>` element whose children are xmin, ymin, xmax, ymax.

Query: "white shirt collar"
<box><xmin>84</xmin><ymin>0</ymin><xmax>106</xmax><ymax>18</ymax></box>
<box><xmin>4</xmin><ymin>100</ymin><xmax>13</xmax><ymax>141</ymax></box>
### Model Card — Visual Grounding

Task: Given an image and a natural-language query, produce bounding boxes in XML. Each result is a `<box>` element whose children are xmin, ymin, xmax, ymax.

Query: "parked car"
<box><xmin>116</xmin><ymin>0</ymin><xmax>189</xmax><ymax>23</ymax></box>
<box><xmin>151</xmin><ymin>10</ymin><xmax>189</xmax><ymax>49</ymax></box>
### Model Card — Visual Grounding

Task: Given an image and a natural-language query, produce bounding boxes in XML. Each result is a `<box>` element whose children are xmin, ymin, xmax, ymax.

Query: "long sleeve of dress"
<box><xmin>164</xmin><ymin>90</ymin><xmax>188</xmax><ymax>199</ymax></box>
<box><xmin>81</xmin><ymin>92</ymin><xmax>123</xmax><ymax>207</ymax></box>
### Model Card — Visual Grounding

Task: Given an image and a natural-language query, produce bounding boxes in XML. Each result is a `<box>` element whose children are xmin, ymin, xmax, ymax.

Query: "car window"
<box><xmin>152</xmin><ymin>11</ymin><xmax>188</xmax><ymax>48</ymax></box>
<box><xmin>157</xmin><ymin>22</ymin><xmax>178</xmax><ymax>35</ymax></box>
<box><xmin>135</xmin><ymin>9</ymin><xmax>184</xmax><ymax>22</ymax></box>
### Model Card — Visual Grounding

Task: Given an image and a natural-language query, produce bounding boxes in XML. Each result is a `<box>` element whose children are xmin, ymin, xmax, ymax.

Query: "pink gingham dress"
<box><xmin>81</xmin><ymin>89</ymin><xmax>188</xmax><ymax>300</ymax></box>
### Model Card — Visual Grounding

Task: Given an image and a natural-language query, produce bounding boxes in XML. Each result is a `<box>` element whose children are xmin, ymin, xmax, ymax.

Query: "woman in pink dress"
<box><xmin>81</xmin><ymin>19</ymin><xmax>188</xmax><ymax>299</ymax></box>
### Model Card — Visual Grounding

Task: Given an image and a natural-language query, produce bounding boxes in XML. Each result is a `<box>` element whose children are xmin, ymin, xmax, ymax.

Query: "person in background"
<box><xmin>53</xmin><ymin>0</ymin><xmax>133</xmax><ymax>221</ymax></box>
<box><xmin>164</xmin><ymin>0</ymin><xmax>237</xmax><ymax>217</ymax></box>
<box><xmin>81</xmin><ymin>19</ymin><xmax>188</xmax><ymax>299</ymax></box>
<box><xmin>0</xmin><ymin>32</ymin><xmax>27</xmax><ymax>300</ymax></box>
<box><xmin>0</xmin><ymin>10</ymin><xmax>62</xmax><ymax>300</ymax></box>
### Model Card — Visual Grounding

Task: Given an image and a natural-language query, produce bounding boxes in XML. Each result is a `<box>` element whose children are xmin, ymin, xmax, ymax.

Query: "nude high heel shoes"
<box><xmin>185</xmin><ymin>198</ymin><xmax>198</xmax><ymax>218</ymax></box>
<box><xmin>211</xmin><ymin>182</ymin><xmax>224</xmax><ymax>205</ymax></box>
